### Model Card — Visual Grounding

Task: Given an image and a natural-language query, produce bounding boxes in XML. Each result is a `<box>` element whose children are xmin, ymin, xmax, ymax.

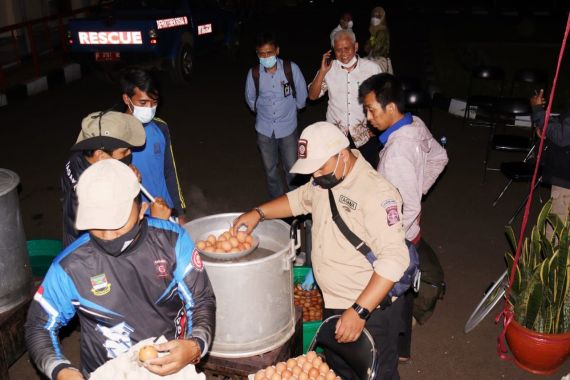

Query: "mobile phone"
<box><xmin>326</xmin><ymin>50</ymin><xmax>335</xmax><ymax>65</ymax></box>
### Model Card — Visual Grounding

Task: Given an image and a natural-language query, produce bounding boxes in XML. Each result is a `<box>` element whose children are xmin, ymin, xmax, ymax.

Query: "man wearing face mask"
<box><xmin>121</xmin><ymin>67</ymin><xmax>187</xmax><ymax>224</ymax></box>
<box><xmin>245</xmin><ymin>31</ymin><xmax>308</xmax><ymax>198</ymax></box>
<box><xmin>61</xmin><ymin>111</ymin><xmax>172</xmax><ymax>248</ymax></box>
<box><xmin>329</xmin><ymin>11</ymin><xmax>354</xmax><ymax>47</ymax></box>
<box><xmin>232</xmin><ymin>122</ymin><xmax>409</xmax><ymax>380</ymax></box>
<box><xmin>365</xmin><ymin>7</ymin><xmax>393</xmax><ymax>74</ymax></box>
<box><xmin>27</xmin><ymin>159</ymin><xmax>216</xmax><ymax>380</ymax></box>
<box><xmin>308</xmin><ymin>30</ymin><xmax>382</xmax><ymax>168</ymax></box>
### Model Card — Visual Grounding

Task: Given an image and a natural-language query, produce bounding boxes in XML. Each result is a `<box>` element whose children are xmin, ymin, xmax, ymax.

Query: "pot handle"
<box><xmin>284</xmin><ymin>219</ymin><xmax>302</xmax><ymax>270</ymax></box>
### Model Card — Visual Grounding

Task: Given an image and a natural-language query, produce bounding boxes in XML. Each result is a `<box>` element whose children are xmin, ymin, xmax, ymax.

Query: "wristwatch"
<box><xmin>351</xmin><ymin>303</ymin><xmax>371</xmax><ymax>320</ymax></box>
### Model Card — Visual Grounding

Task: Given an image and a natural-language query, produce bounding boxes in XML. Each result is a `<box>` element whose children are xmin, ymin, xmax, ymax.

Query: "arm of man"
<box><xmin>335</xmin><ymin>188</ymin><xmax>409</xmax><ymax>342</ymax></box>
<box><xmin>245</xmin><ymin>68</ymin><xmax>256</xmax><ymax>112</ymax></box>
<box><xmin>291</xmin><ymin>62</ymin><xmax>308</xmax><ymax>109</ymax></box>
<box><xmin>308</xmin><ymin>51</ymin><xmax>333</xmax><ymax>100</ymax></box>
<box><xmin>25</xmin><ymin>263</ymin><xmax>81</xmax><ymax>380</ymax></box>
<box><xmin>157</xmin><ymin>122</ymin><xmax>186</xmax><ymax>218</ymax></box>
<box><xmin>382</xmin><ymin>148</ymin><xmax>422</xmax><ymax>236</ymax></box>
<box><xmin>231</xmin><ymin>182</ymin><xmax>314</xmax><ymax>235</ymax></box>
<box><xmin>146</xmin><ymin>231</ymin><xmax>216</xmax><ymax>376</ymax></box>
<box><xmin>422</xmin><ymin>137</ymin><xmax>449</xmax><ymax>194</ymax></box>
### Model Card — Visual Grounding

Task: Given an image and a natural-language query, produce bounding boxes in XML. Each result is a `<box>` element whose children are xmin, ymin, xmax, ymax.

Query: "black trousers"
<box><xmin>323</xmin><ymin>296</ymin><xmax>404</xmax><ymax>380</ymax></box>
<box><xmin>397</xmin><ymin>290</ymin><xmax>414</xmax><ymax>359</ymax></box>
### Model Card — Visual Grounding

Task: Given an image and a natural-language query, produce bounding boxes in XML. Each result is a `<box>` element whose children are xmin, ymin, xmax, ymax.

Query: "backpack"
<box><xmin>412</xmin><ymin>238</ymin><xmax>446</xmax><ymax>325</ymax></box>
<box><xmin>251</xmin><ymin>59</ymin><xmax>296</xmax><ymax>111</ymax></box>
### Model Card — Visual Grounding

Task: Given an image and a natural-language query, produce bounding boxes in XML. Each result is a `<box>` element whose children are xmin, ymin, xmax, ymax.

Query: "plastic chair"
<box><xmin>464</xmin><ymin>66</ymin><xmax>505</xmax><ymax>127</ymax></box>
<box><xmin>483</xmin><ymin>97</ymin><xmax>534</xmax><ymax>182</ymax></box>
<box><xmin>491</xmin><ymin>147</ymin><xmax>537</xmax><ymax>207</ymax></box>
<box><xmin>307</xmin><ymin>315</ymin><xmax>378</xmax><ymax>380</ymax></box>
<box><xmin>510</xmin><ymin>68</ymin><xmax>547</xmax><ymax>96</ymax></box>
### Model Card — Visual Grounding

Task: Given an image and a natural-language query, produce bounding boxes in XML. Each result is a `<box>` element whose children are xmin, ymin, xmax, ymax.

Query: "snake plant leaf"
<box><xmin>505</xmin><ymin>225</ymin><xmax>518</xmax><ymax>253</ymax></box>
<box><xmin>531</xmin><ymin>225</ymin><xmax>542</xmax><ymax>262</ymax></box>
<box><xmin>556</xmin><ymin>225</ymin><xmax>569</xmax><ymax>306</ymax></box>
<box><xmin>541</xmin><ymin>236</ymin><xmax>555</xmax><ymax>261</ymax></box>
<box><xmin>516</xmin><ymin>267</ymin><xmax>543</xmax><ymax>330</ymax></box>
<box><xmin>505</xmin><ymin>252</ymin><xmax>522</xmax><ymax>295</ymax></box>
<box><xmin>548</xmin><ymin>212</ymin><xmax>564</xmax><ymax>243</ymax></box>
<box><xmin>537</xmin><ymin>199</ymin><xmax>552</xmax><ymax>236</ymax></box>
<box><xmin>563</xmin><ymin>279</ymin><xmax>570</xmax><ymax>332</ymax></box>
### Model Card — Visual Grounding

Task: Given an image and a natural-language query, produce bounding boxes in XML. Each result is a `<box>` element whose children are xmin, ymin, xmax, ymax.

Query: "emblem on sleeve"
<box><xmin>191</xmin><ymin>248</ymin><xmax>204</xmax><ymax>271</ymax></box>
<box><xmin>298</xmin><ymin>139</ymin><xmax>308</xmax><ymax>158</ymax></box>
<box><xmin>382</xmin><ymin>199</ymin><xmax>401</xmax><ymax>226</ymax></box>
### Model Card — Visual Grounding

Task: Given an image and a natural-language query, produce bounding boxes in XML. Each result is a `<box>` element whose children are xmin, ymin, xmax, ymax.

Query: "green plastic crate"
<box><xmin>27</xmin><ymin>239</ymin><xmax>62</xmax><ymax>277</ymax></box>
<box><xmin>293</xmin><ymin>266</ymin><xmax>322</xmax><ymax>354</ymax></box>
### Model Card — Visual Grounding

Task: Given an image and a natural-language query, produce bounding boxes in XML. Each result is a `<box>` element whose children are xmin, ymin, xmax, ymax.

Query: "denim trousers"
<box><xmin>256</xmin><ymin>130</ymin><xmax>298</xmax><ymax>198</ymax></box>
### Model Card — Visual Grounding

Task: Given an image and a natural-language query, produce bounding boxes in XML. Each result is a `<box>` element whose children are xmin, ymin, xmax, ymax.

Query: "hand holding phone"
<box><xmin>321</xmin><ymin>50</ymin><xmax>334</xmax><ymax>73</ymax></box>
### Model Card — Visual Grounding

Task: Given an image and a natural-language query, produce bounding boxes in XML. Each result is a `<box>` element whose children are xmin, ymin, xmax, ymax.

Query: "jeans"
<box><xmin>256</xmin><ymin>130</ymin><xmax>299</xmax><ymax>198</ymax></box>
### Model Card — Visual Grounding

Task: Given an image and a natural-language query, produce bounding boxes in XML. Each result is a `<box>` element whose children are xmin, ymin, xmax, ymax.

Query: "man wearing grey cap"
<box><xmin>61</xmin><ymin>111</ymin><xmax>171</xmax><ymax>247</ymax></box>
<box><xmin>232</xmin><ymin>122</ymin><xmax>411</xmax><ymax>380</ymax></box>
<box><xmin>27</xmin><ymin>159</ymin><xmax>216</xmax><ymax>380</ymax></box>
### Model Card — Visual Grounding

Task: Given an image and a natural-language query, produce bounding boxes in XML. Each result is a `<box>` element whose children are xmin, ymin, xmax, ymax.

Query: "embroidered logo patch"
<box><xmin>191</xmin><ymin>248</ymin><xmax>204</xmax><ymax>271</ymax></box>
<box><xmin>298</xmin><ymin>139</ymin><xmax>308</xmax><ymax>158</ymax></box>
<box><xmin>154</xmin><ymin>259</ymin><xmax>169</xmax><ymax>278</ymax></box>
<box><xmin>90</xmin><ymin>273</ymin><xmax>111</xmax><ymax>296</ymax></box>
<box><xmin>174</xmin><ymin>307</ymin><xmax>188</xmax><ymax>339</ymax></box>
<box><xmin>339</xmin><ymin>195</ymin><xmax>357</xmax><ymax>210</ymax></box>
<box><xmin>382</xmin><ymin>199</ymin><xmax>401</xmax><ymax>226</ymax></box>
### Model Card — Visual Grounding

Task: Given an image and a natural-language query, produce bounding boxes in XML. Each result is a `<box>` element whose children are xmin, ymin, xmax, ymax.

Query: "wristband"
<box><xmin>351</xmin><ymin>303</ymin><xmax>371</xmax><ymax>320</ymax></box>
<box><xmin>253</xmin><ymin>207</ymin><xmax>266</xmax><ymax>222</ymax></box>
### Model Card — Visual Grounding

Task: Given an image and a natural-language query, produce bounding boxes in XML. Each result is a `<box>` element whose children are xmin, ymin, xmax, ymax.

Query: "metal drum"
<box><xmin>0</xmin><ymin>169</ymin><xmax>31</xmax><ymax>313</ymax></box>
<box><xmin>184</xmin><ymin>213</ymin><xmax>298</xmax><ymax>358</ymax></box>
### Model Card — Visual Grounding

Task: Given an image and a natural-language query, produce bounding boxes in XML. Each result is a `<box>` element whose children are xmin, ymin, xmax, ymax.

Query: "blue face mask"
<box><xmin>259</xmin><ymin>55</ymin><xmax>277</xmax><ymax>69</ymax></box>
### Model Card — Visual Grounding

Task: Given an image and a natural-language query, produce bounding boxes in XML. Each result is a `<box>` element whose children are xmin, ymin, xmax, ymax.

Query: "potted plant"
<box><xmin>504</xmin><ymin>200</ymin><xmax>570</xmax><ymax>375</ymax></box>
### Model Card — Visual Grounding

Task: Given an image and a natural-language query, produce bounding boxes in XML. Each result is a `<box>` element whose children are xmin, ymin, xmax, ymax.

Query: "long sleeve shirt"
<box><xmin>377</xmin><ymin>114</ymin><xmax>448</xmax><ymax>242</ymax></box>
<box><xmin>132</xmin><ymin>118</ymin><xmax>186</xmax><ymax>216</ymax></box>
<box><xmin>245</xmin><ymin>59</ymin><xmax>308</xmax><ymax>139</ymax></box>
<box><xmin>25</xmin><ymin>218</ymin><xmax>215</xmax><ymax>379</ymax></box>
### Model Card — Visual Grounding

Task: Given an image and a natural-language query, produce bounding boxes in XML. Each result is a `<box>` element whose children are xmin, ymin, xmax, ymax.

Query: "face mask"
<box><xmin>129</xmin><ymin>99</ymin><xmax>156</xmax><ymax>124</ymax></box>
<box><xmin>341</xmin><ymin>55</ymin><xmax>358</xmax><ymax>68</ymax></box>
<box><xmin>259</xmin><ymin>55</ymin><xmax>277</xmax><ymax>69</ymax></box>
<box><xmin>371</xmin><ymin>17</ymin><xmax>382</xmax><ymax>26</ymax></box>
<box><xmin>118</xmin><ymin>154</ymin><xmax>132</xmax><ymax>166</ymax></box>
<box><xmin>347</xmin><ymin>20</ymin><xmax>354</xmax><ymax>29</ymax></box>
<box><xmin>313</xmin><ymin>155</ymin><xmax>347</xmax><ymax>189</ymax></box>
<box><xmin>91</xmin><ymin>220</ymin><xmax>142</xmax><ymax>257</ymax></box>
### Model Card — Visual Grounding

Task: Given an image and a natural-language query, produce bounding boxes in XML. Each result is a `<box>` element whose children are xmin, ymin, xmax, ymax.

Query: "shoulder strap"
<box><xmin>252</xmin><ymin>64</ymin><xmax>260</xmax><ymax>110</ymax></box>
<box><xmin>328</xmin><ymin>189</ymin><xmax>376</xmax><ymax>264</ymax></box>
<box><xmin>283</xmin><ymin>60</ymin><xmax>296</xmax><ymax>99</ymax></box>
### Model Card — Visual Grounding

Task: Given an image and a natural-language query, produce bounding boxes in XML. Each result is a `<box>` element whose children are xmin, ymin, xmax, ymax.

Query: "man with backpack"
<box><xmin>245</xmin><ymin>31</ymin><xmax>308</xmax><ymax>198</ymax></box>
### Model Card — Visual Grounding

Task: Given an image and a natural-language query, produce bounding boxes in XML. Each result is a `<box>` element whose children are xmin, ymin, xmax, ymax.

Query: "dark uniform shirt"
<box><xmin>25</xmin><ymin>218</ymin><xmax>216</xmax><ymax>379</ymax></box>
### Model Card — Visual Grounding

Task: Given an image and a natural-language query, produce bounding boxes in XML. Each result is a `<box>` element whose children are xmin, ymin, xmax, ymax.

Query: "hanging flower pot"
<box><xmin>506</xmin><ymin>318</ymin><xmax>570</xmax><ymax>375</ymax></box>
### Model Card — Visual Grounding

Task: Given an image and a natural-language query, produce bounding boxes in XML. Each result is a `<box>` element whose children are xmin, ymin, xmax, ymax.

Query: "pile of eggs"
<box><xmin>253</xmin><ymin>351</ymin><xmax>339</xmax><ymax>380</ymax></box>
<box><xmin>195</xmin><ymin>230</ymin><xmax>254</xmax><ymax>253</ymax></box>
<box><xmin>294</xmin><ymin>285</ymin><xmax>323</xmax><ymax>322</ymax></box>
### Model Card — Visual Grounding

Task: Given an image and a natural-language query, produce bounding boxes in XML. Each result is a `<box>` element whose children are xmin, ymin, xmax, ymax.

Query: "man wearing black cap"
<box><xmin>61</xmin><ymin>111</ymin><xmax>171</xmax><ymax>247</ymax></box>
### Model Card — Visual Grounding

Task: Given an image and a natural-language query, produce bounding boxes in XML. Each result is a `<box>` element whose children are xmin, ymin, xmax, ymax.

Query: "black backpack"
<box><xmin>251</xmin><ymin>60</ymin><xmax>296</xmax><ymax>111</ymax></box>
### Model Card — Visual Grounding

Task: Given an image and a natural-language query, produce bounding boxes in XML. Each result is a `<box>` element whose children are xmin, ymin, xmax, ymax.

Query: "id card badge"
<box><xmin>283</xmin><ymin>82</ymin><xmax>291</xmax><ymax>97</ymax></box>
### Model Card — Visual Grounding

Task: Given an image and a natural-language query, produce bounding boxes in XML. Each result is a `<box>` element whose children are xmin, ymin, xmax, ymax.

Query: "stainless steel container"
<box><xmin>184</xmin><ymin>213</ymin><xmax>298</xmax><ymax>358</ymax></box>
<box><xmin>0</xmin><ymin>169</ymin><xmax>31</xmax><ymax>313</ymax></box>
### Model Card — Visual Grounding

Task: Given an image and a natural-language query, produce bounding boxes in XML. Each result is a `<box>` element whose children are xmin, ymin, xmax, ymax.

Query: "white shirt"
<box><xmin>311</xmin><ymin>57</ymin><xmax>381</xmax><ymax>148</ymax></box>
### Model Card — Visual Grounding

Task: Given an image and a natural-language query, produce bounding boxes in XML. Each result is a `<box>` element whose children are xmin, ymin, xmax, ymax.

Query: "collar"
<box><xmin>379</xmin><ymin>112</ymin><xmax>413</xmax><ymax>145</ymax></box>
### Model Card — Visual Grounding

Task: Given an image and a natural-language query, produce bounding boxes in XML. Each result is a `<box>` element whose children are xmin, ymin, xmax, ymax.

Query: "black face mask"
<box><xmin>119</xmin><ymin>154</ymin><xmax>133</xmax><ymax>166</ymax></box>
<box><xmin>91</xmin><ymin>219</ymin><xmax>142</xmax><ymax>257</ymax></box>
<box><xmin>313</xmin><ymin>155</ymin><xmax>346</xmax><ymax>189</ymax></box>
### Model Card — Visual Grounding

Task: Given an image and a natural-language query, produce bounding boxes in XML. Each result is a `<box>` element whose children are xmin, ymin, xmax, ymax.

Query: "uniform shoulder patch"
<box><xmin>382</xmin><ymin>199</ymin><xmax>401</xmax><ymax>226</ymax></box>
<box><xmin>191</xmin><ymin>248</ymin><xmax>204</xmax><ymax>271</ymax></box>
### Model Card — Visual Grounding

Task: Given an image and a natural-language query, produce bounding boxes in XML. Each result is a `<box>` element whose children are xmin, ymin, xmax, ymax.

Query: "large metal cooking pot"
<box><xmin>0</xmin><ymin>169</ymin><xmax>32</xmax><ymax>313</ymax></box>
<box><xmin>184</xmin><ymin>213</ymin><xmax>299</xmax><ymax>358</ymax></box>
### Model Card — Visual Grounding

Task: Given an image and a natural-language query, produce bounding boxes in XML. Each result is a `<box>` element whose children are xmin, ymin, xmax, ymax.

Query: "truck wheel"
<box><xmin>170</xmin><ymin>43</ymin><xmax>193</xmax><ymax>83</ymax></box>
